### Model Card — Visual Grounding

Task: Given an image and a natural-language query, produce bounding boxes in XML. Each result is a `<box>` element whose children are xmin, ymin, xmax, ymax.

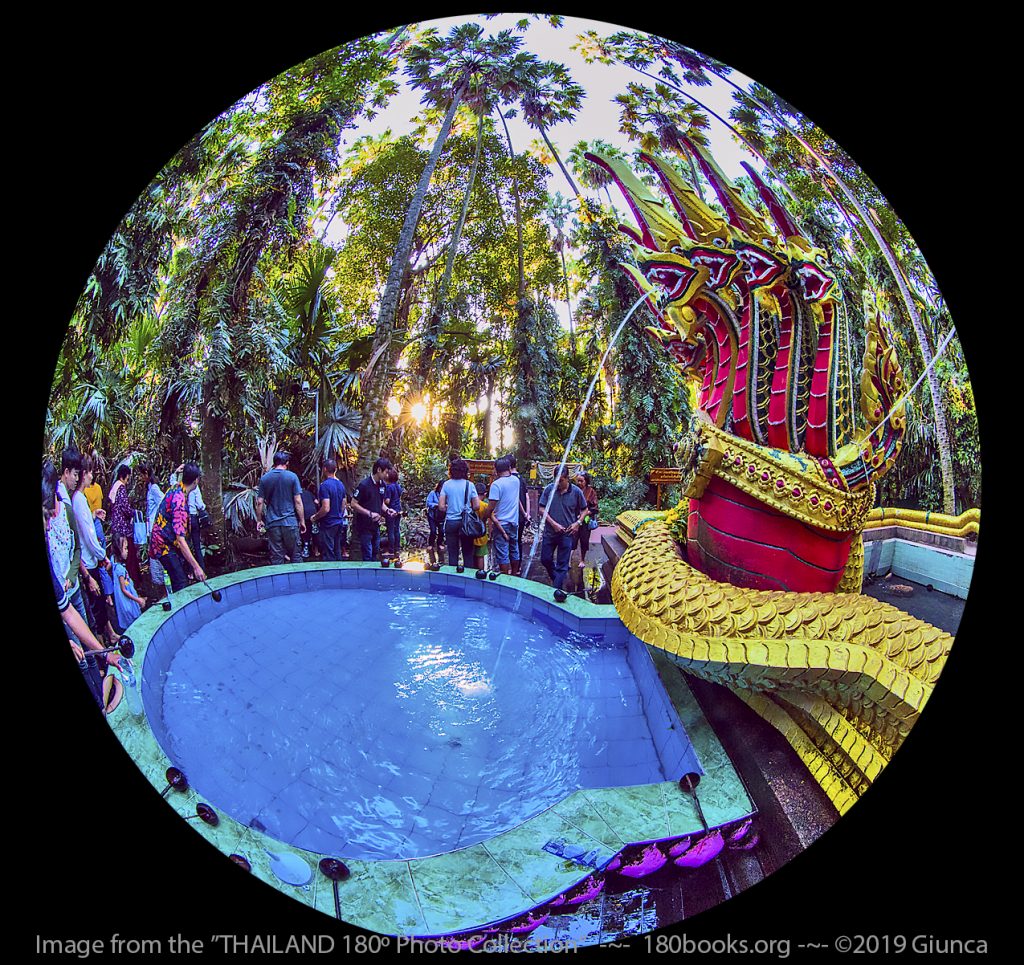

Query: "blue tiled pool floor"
<box><xmin>157</xmin><ymin>588</ymin><xmax>681</xmax><ymax>860</ymax></box>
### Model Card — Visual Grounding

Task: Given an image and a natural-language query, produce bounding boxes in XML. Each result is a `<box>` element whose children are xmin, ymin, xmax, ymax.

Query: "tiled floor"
<box><xmin>158</xmin><ymin>588</ymin><xmax>687</xmax><ymax>860</ymax></box>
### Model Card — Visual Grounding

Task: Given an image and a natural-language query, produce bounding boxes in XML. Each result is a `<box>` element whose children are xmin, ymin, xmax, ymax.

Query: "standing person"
<box><xmin>437</xmin><ymin>458</ymin><xmax>479</xmax><ymax>569</ymax></box>
<box><xmin>83</xmin><ymin>455</ymin><xmax>104</xmax><ymax>515</ymax></box>
<box><xmin>255</xmin><ymin>452</ymin><xmax>306</xmax><ymax>565</ymax></box>
<box><xmin>425</xmin><ymin>481</ymin><xmax>443</xmax><ymax>563</ymax></box>
<box><xmin>299</xmin><ymin>484</ymin><xmax>318</xmax><ymax>559</ymax></box>
<box><xmin>72</xmin><ymin>454</ymin><xmax>120</xmax><ymax>645</ymax></box>
<box><xmin>383</xmin><ymin>468</ymin><xmax>403</xmax><ymax>557</ymax></box>
<box><xmin>138</xmin><ymin>465</ymin><xmax>165</xmax><ymax>597</ymax></box>
<box><xmin>539</xmin><ymin>468</ymin><xmax>588</xmax><ymax>596</ymax></box>
<box><xmin>47</xmin><ymin>456</ymin><xmax>92</xmax><ymax>643</ymax></box>
<box><xmin>311</xmin><ymin>459</ymin><xmax>348</xmax><ymax>562</ymax></box>
<box><xmin>349</xmin><ymin>458</ymin><xmax>391</xmax><ymax>562</ymax></box>
<box><xmin>149</xmin><ymin>462</ymin><xmax>207</xmax><ymax>591</ymax></box>
<box><xmin>472</xmin><ymin>483</ymin><xmax>489</xmax><ymax>571</ymax></box>
<box><xmin>111</xmin><ymin>539</ymin><xmax>146</xmax><ymax>632</ymax></box>
<box><xmin>171</xmin><ymin>463</ymin><xmax>208</xmax><ymax>571</ymax></box>
<box><xmin>109</xmin><ymin>464</ymin><xmax>142</xmax><ymax>589</ymax></box>
<box><xmin>507</xmin><ymin>454</ymin><xmax>531</xmax><ymax>575</ymax></box>
<box><xmin>487</xmin><ymin>456</ymin><xmax>520</xmax><ymax>576</ymax></box>
<box><xmin>44</xmin><ymin>462</ymin><xmax>122</xmax><ymax>714</ymax></box>
<box><xmin>574</xmin><ymin>471</ymin><xmax>600</xmax><ymax>570</ymax></box>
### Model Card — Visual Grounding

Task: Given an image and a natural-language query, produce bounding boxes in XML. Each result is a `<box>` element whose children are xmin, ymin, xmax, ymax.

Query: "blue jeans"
<box><xmin>491</xmin><ymin>521</ymin><xmax>519</xmax><ymax>566</ymax></box>
<box><xmin>358</xmin><ymin>526</ymin><xmax>380</xmax><ymax>562</ymax></box>
<box><xmin>541</xmin><ymin>531</ymin><xmax>574</xmax><ymax>590</ymax></box>
<box><xmin>320</xmin><ymin>523</ymin><xmax>347</xmax><ymax>561</ymax></box>
<box><xmin>386</xmin><ymin>514</ymin><xmax>401</xmax><ymax>554</ymax></box>
<box><xmin>157</xmin><ymin>550</ymin><xmax>189</xmax><ymax>593</ymax></box>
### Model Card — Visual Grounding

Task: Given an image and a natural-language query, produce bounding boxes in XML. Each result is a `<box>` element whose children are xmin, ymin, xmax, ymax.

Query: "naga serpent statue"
<box><xmin>586</xmin><ymin>142</ymin><xmax>953</xmax><ymax>814</ymax></box>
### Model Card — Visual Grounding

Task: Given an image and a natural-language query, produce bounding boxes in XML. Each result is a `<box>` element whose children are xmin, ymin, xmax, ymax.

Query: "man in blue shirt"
<box><xmin>312</xmin><ymin>458</ymin><xmax>349</xmax><ymax>561</ymax></box>
<box><xmin>256</xmin><ymin>452</ymin><xmax>306</xmax><ymax>564</ymax></box>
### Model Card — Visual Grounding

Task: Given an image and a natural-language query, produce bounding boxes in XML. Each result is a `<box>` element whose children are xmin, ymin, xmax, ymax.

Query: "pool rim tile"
<box><xmin>108</xmin><ymin>562</ymin><xmax>755</xmax><ymax>936</ymax></box>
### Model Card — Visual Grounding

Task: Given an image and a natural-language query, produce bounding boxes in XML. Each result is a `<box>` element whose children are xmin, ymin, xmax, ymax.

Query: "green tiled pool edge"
<box><xmin>109</xmin><ymin>563</ymin><xmax>755</xmax><ymax>936</ymax></box>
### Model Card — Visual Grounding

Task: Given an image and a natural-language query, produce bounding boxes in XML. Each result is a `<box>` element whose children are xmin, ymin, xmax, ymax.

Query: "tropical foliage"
<box><xmin>47</xmin><ymin>16</ymin><xmax>980</xmax><ymax>565</ymax></box>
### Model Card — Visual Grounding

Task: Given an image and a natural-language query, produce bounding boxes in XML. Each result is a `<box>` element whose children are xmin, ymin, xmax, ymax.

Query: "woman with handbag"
<box><xmin>437</xmin><ymin>459</ymin><xmax>481</xmax><ymax>569</ymax></box>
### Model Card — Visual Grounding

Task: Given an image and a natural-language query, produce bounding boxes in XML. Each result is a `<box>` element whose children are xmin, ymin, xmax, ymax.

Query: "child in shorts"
<box><xmin>473</xmin><ymin>483</ymin><xmax>489</xmax><ymax>570</ymax></box>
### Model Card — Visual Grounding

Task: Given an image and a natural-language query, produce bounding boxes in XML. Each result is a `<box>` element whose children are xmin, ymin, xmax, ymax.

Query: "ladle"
<box><xmin>184</xmin><ymin>802</ymin><xmax>219</xmax><ymax>826</ymax></box>
<box><xmin>200</xmin><ymin>578</ymin><xmax>223</xmax><ymax>603</ymax></box>
<box><xmin>86</xmin><ymin>636</ymin><xmax>136</xmax><ymax>659</ymax></box>
<box><xmin>318</xmin><ymin>857</ymin><xmax>350</xmax><ymax>919</ymax></box>
<box><xmin>678</xmin><ymin>773</ymin><xmax>707</xmax><ymax>829</ymax></box>
<box><xmin>159</xmin><ymin>766</ymin><xmax>189</xmax><ymax>799</ymax></box>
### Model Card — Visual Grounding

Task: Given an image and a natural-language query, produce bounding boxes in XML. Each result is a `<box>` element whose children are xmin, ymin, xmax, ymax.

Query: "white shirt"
<box><xmin>72</xmin><ymin>490</ymin><xmax>105</xmax><ymax>569</ymax></box>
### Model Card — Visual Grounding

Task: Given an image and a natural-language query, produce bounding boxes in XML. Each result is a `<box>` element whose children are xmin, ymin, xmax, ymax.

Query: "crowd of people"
<box><xmin>42</xmin><ymin>448</ymin><xmax>214</xmax><ymax>715</ymax></box>
<box><xmin>44</xmin><ymin>445</ymin><xmax>602</xmax><ymax>714</ymax></box>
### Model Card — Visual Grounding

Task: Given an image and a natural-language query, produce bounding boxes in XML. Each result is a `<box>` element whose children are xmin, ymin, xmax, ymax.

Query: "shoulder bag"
<box><xmin>459</xmin><ymin>481</ymin><xmax>486</xmax><ymax>538</ymax></box>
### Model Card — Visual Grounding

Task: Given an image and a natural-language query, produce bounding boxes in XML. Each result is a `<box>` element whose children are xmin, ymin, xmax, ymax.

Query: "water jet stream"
<box><xmin>490</xmin><ymin>287</ymin><xmax>665</xmax><ymax>681</ymax></box>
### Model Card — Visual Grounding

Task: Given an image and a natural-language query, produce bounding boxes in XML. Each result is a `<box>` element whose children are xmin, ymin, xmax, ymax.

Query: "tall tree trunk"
<box><xmin>357</xmin><ymin>81</ymin><xmax>469</xmax><ymax>478</ymax></box>
<box><xmin>538</xmin><ymin>124</ymin><xmax>581</xmax><ymax>198</ymax></box>
<box><xmin>498</xmin><ymin>110</ymin><xmax>526</xmax><ymax>301</ymax></box>
<box><xmin>481</xmin><ymin>372</ymin><xmax>494</xmax><ymax>456</ymax></box>
<box><xmin>559</xmin><ymin>243</ymin><xmax>574</xmax><ymax>336</ymax></box>
<box><xmin>498</xmin><ymin>110</ymin><xmax>532</xmax><ymax>469</ymax></box>
<box><xmin>417</xmin><ymin>110</ymin><xmax>485</xmax><ymax>386</ymax></box>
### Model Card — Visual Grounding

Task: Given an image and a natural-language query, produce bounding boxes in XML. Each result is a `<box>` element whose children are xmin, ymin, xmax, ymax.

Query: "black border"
<box><xmin>27</xmin><ymin>6</ymin><xmax>996</xmax><ymax>956</ymax></box>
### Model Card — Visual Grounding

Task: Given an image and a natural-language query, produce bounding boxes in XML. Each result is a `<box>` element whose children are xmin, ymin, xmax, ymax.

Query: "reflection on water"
<box><xmin>158</xmin><ymin>588</ymin><xmax>677</xmax><ymax>860</ymax></box>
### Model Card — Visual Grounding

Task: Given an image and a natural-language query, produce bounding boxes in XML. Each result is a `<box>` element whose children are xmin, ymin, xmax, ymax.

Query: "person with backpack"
<box><xmin>437</xmin><ymin>458</ymin><xmax>480</xmax><ymax>569</ymax></box>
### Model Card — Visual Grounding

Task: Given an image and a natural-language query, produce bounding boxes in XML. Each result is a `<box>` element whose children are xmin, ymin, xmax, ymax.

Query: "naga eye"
<box><xmin>671</xmin><ymin>245</ymin><xmax>683</xmax><ymax>254</ymax></box>
<box><xmin>816</xmin><ymin>254</ymin><xmax>830</xmax><ymax>268</ymax></box>
<box><xmin>712</xmin><ymin>237</ymin><xmax>726</xmax><ymax>248</ymax></box>
<box><xmin>763</xmin><ymin>238</ymin><xmax>773</xmax><ymax>247</ymax></box>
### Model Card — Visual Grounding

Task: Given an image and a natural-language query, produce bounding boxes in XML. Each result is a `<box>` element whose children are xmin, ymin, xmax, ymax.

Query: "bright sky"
<box><xmin>330</xmin><ymin>14</ymin><xmax>759</xmax><ymax>222</ymax></box>
<box><xmin>325</xmin><ymin>13</ymin><xmax>764</xmax><ymax>339</ymax></box>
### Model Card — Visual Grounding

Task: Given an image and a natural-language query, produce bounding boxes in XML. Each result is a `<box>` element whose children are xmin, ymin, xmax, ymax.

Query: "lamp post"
<box><xmin>302</xmin><ymin>381</ymin><xmax>320</xmax><ymax>487</ymax></box>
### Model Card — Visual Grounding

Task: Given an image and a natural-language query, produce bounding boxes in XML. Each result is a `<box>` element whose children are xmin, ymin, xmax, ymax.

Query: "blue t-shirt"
<box><xmin>441</xmin><ymin>479</ymin><xmax>475</xmax><ymax>521</ymax></box>
<box><xmin>385</xmin><ymin>481</ymin><xmax>403</xmax><ymax>513</ymax></box>
<box><xmin>317</xmin><ymin>477</ymin><xmax>348</xmax><ymax>527</ymax></box>
<box><xmin>426</xmin><ymin>490</ymin><xmax>440</xmax><ymax>517</ymax></box>
<box><xmin>258</xmin><ymin>468</ymin><xmax>301</xmax><ymax>528</ymax></box>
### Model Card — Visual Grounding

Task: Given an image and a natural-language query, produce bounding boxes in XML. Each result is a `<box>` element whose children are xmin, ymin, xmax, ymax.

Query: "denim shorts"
<box><xmin>491</xmin><ymin>521</ymin><xmax>519</xmax><ymax>565</ymax></box>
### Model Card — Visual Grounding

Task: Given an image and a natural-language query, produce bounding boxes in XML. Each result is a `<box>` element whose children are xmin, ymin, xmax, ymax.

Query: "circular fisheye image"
<box><xmin>40</xmin><ymin>13</ymin><xmax>982</xmax><ymax>950</ymax></box>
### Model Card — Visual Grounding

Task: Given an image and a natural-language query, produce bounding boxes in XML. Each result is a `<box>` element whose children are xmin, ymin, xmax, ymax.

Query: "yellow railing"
<box><xmin>864</xmin><ymin>507</ymin><xmax>980</xmax><ymax>538</ymax></box>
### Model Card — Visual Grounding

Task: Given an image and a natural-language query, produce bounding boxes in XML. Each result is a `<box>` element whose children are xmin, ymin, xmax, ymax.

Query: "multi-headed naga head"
<box><xmin>586</xmin><ymin>144</ymin><xmax>909</xmax><ymax>594</ymax></box>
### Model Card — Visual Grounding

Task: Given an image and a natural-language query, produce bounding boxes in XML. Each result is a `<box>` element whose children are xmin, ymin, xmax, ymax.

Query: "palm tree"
<box><xmin>546</xmin><ymin>192</ymin><xmax>575</xmax><ymax>335</ymax></box>
<box><xmin>356</xmin><ymin>23</ymin><xmax>528</xmax><ymax>476</ymax></box>
<box><xmin>519</xmin><ymin>61</ymin><xmax>586</xmax><ymax>198</ymax></box>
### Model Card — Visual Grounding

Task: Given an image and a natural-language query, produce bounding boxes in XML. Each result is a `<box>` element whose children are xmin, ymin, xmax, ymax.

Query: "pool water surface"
<box><xmin>154</xmin><ymin>587</ymin><xmax>687</xmax><ymax>860</ymax></box>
